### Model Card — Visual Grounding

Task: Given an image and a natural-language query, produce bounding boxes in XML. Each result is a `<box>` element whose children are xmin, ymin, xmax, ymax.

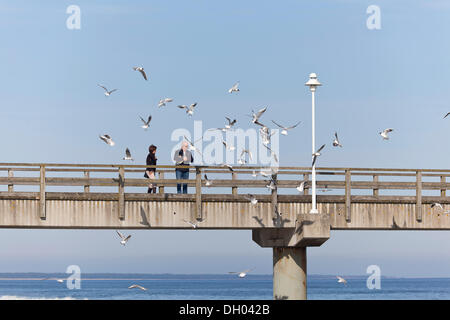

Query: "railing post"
<box><xmin>118</xmin><ymin>167</ymin><xmax>125</xmax><ymax>220</ymax></box>
<box><xmin>303</xmin><ymin>173</ymin><xmax>309</xmax><ymax>195</ymax></box>
<box><xmin>84</xmin><ymin>171</ymin><xmax>90</xmax><ymax>193</ymax></box>
<box><xmin>416</xmin><ymin>170</ymin><xmax>422</xmax><ymax>222</ymax></box>
<box><xmin>232</xmin><ymin>172</ymin><xmax>238</xmax><ymax>195</ymax></box>
<box><xmin>159</xmin><ymin>171</ymin><xmax>165</xmax><ymax>194</ymax></box>
<box><xmin>195</xmin><ymin>167</ymin><xmax>202</xmax><ymax>220</ymax></box>
<box><xmin>7</xmin><ymin>169</ymin><xmax>13</xmax><ymax>193</ymax></box>
<box><xmin>345</xmin><ymin>169</ymin><xmax>351</xmax><ymax>222</ymax></box>
<box><xmin>39</xmin><ymin>165</ymin><xmax>46</xmax><ymax>220</ymax></box>
<box><xmin>441</xmin><ymin>175</ymin><xmax>446</xmax><ymax>198</ymax></box>
<box><xmin>373</xmin><ymin>174</ymin><xmax>379</xmax><ymax>197</ymax></box>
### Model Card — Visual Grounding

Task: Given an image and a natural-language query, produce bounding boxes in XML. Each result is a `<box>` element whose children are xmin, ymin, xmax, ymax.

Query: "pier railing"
<box><xmin>0</xmin><ymin>163</ymin><xmax>450</xmax><ymax>221</ymax></box>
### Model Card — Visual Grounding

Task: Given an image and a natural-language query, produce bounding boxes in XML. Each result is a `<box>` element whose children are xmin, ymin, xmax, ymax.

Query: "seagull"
<box><xmin>240</xmin><ymin>149</ymin><xmax>253</xmax><ymax>161</ymax></box>
<box><xmin>379</xmin><ymin>128</ymin><xmax>393</xmax><ymax>140</ymax></box>
<box><xmin>204</xmin><ymin>174</ymin><xmax>212</xmax><ymax>187</ymax></box>
<box><xmin>222</xmin><ymin>140</ymin><xmax>236</xmax><ymax>151</ymax></box>
<box><xmin>98</xmin><ymin>84</ymin><xmax>118</xmax><ymax>97</ymax></box>
<box><xmin>140</xmin><ymin>116</ymin><xmax>152</xmax><ymax>130</ymax></box>
<box><xmin>133</xmin><ymin>66</ymin><xmax>148</xmax><ymax>80</ymax></box>
<box><xmin>220</xmin><ymin>163</ymin><xmax>234</xmax><ymax>171</ymax></box>
<box><xmin>297</xmin><ymin>181</ymin><xmax>306</xmax><ymax>193</ymax></box>
<box><xmin>259</xmin><ymin>126</ymin><xmax>274</xmax><ymax>146</ymax></box>
<box><xmin>332</xmin><ymin>132</ymin><xmax>343</xmax><ymax>147</ymax></box>
<box><xmin>158</xmin><ymin>98</ymin><xmax>173</xmax><ymax>107</ymax></box>
<box><xmin>431</xmin><ymin>203</ymin><xmax>444</xmax><ymax>210</ymax></box>
<box><xmin>266</xmin><ymin>178</ymin><xmax>277</xmax><ymax>190</ymax></box>
<box><xmin>184</xmin><ymin>135</ymin><xmax>203</xmax><ymax>156</ymax></box>
<box><xmin>271</xmin><ymin>120</ymin><xmax>301</xmax><ymax>136</ymax></box>
<box><xmin>337</xmin><ymin>276</ymin><xmax>347</xmax><ymax>285</ymax></box>
<box><xmin>237</xmin><ymin>158</ymin><xmax>247</xmax><ymax>165</ymax></box>
<box><xmin>128</xmin><ymin>284</ymin><xmax>147</xmax><ymax>291</ymax></box>
<box><xmin>116</xmin><ymin>230</ymin><xmax>131</xmax><ymax>246</ymax></box>
<box><xmin>228</xmin><ymin>81</ymin><xmax>240</xmax><ymax>94</ymax></box>
<box><xmin>244</xmin><ymin>194</ymin><xmax>258</xmax><ymax>205</ymax></box>
<box><xmin>264</xmin><ymin>145</ymin><xmax>278</xmax><ymax>163</ymax></box>
<box><xmin>99</xmin><ymin>134</ymin><xmax>115</xmax><ymax>146</ymax></box>
<box><xmin>228</xmin><ymin>269</ymin><xmax>252</xmax><ymax>278</ymax></box>
<box><xmin>250</xmin><ymin>107</ymin><xmax>267</xmax><ymax>126</ymax></box>
<box><xmin>225</xmin><ymin>117</ymin><xmax>237</xmax><ymax>129</ymax></box>
<box><xmin>177</xmin><ymin>103</ymin><xmax>197</xmax><ymax>116</ymax></box>
<box><xmin>312</xmin><ymin>144</ymin><xmax>326</xmax><ymax>167</ymax></box>
<box><xmin>182</xmin><ymin>219</ymin><xmax>205</xmax><ymax>229</ymax></box>
<box><xmin>123</xmin><ymin>148</ymin><xmax>134</xmax><ymax>161</ymax></box>
<box><xmin>444</xmin><ymin>112</ymin><xmax>450</xmax><ymax>119</ymax></box>
<box><xmin>56</xmin><ymin>279</ymin><xmax>64</xmax><ymax>283</ymax></box>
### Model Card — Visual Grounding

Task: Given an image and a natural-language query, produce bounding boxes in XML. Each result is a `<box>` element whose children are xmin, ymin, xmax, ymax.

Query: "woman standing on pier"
<box><xmin>144</xmin><ymin>144</ymin><xmax>158</xmax><ymax>193</ymax></box>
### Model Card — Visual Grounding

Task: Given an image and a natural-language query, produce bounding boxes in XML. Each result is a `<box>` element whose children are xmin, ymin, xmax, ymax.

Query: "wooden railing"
<box><xmin>1</xmin><ymin>163</ymin><xmax>450</xmax><ymax>223</ymax></box>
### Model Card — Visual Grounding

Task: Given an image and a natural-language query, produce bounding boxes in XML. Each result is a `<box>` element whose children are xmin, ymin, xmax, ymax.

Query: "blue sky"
<box><xmin>0</xmin><ymin>0</ymin><xmax>450</xmax><ymax>276</ymax></box>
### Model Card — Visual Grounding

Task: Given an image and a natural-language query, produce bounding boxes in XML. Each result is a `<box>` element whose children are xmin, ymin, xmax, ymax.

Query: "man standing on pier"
<box><xmin>173</xmin><ymin>141</ymin><xmax>194</xmax><ymax>194</ymax></box>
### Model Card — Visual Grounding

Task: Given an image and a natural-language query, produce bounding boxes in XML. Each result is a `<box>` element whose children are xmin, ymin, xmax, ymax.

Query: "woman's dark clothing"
<box><xmin>144</xmin><ymin>153</ymin><xmax>157</xmax><ymax>177</ymax></box>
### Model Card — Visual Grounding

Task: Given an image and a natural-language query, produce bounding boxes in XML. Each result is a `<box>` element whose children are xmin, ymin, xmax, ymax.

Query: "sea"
<box><xmin>0</xmin><ymin>273</ymin><xmax>449</xmax><ymax>300</ymax></box>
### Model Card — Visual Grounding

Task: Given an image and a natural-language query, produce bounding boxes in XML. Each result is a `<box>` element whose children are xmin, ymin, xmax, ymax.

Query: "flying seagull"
<box><xmin>228</xmin><ymin>269</ymin><xmax>252</xmax><ymax>278</ymax></box>
<box><xmin>182</xmin><ymin>219</ymin><xmax>205</xmax><ymax>229</ymax></box>
<box><xmin>140</xmin><ymin>116</ymin><xmax>152</xmax><ymax>130</ymax></box>
<box><xmin>271</xmin><ymin>120</ymin><xmax>301</xmax><ymax>136</ymax></box>
<box><xmin>312</xmin><ymin>144</ymin><xmax>326</xmax><ymax>167</ymax></box>
<box><xmin>222</xmin><ymin>140</ymin><xmax>236</xmax><ymax>151</ymax></box>
<box><xmin>123</xmin><ymin>148</ymin><xmax>134</xmax><ymax>161</ymax></box>
<box><xmin>98</xmin><ymin>84</ymin><xmax>117</xmax><ymax>97</ymax></box>
<box><xmin>184</xmin><ymin>135</ymin><xmax>203</xmax><ymax>157</ymax></box>
<box><xmin>116</xmin><ymin>230</ymin><xmax>131</xmax><ymax>246</ymax></box>
<box><xmin>228</xmin><ymin>81</ymin><xmax>240</xmax><ymax>94</ymax></box>
<box><xmin>128</xmin><ymin>284</ymin><xmax>147</xmax><ymax>291</ymax></box>
<box><xmin>250</xmin><ymin>107</ymin><xmax>267</xmax><ymax>126</ymax></box>
<box><xmin>158</xmin><ymin>98</ymin><xmax>173</xmax><ymax>108</ymax></box>
<box><xmin>99</xmin><ymin>134</ymin><xmax>115</xmax><ymax>146</ymax></box>
<box><xmin>244</xmin><ymin>194</ymin><xmax>258</xmax><ymax>205</ymax></box>
<box><xmin>133</xmin><ymin>66</ymin><xmax>148</xmax><ymax>80</ymax></box>
<box><xmin>336</xmin><ymin>276</ymin><xmax>347</xmax><ymax>285</ymax></box>
<box><xmin>333</xmin><ymin>132</ymin><xmax>343</xmax><ymax>147</ymax></box>
<box><xmin>225</xmin><ymin>117</ymin><xmax>237</xmax><ymax>129</ymax></box>
<box><xmin>379</xmin><ymin>128</ymin><xmax>393</xmax><ymax>140</ymax></box>
<box><xmin>177</xmin><ymin>103</ymin><xmax>197</xmax><ymax>116</ymax></box>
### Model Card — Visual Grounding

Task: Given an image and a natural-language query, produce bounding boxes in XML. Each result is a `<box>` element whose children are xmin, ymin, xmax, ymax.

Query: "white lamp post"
<box><xmin>305</xmin><ymin>73</ymin><xmax>321</xmax><ymax>214</ymax></box>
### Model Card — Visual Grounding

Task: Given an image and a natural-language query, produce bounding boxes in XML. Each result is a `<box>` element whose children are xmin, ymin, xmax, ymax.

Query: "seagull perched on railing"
<box><xmin>128</xmin><ymin>284</ymin><xmax>147</xmax><ymax>291</ymax></box>
<box><xmin>133</xmin><ymin>66</ymin><xmax>148</xmax><ymax>80</ymax></box>
<box><xmin>379</xmin><ymin>128</ymin><xmax>393</xmax><ymax>140</ymax></box>
<box><xmin>158</xmin><ymin>98</ymin><xmax>173</xmax><ymax>108</ymax></box>
<box><xmin>204</xmin><ymin>174</ymin><xmax>212</xmax><ymax>187</ymax></box>
<box><xmin>271</xmin><ymin>120</ymin><xmax>301</xmax><ymax>136</ymax></box>
<box><xmin>140</xmin><ymin>116</ymin><xmax>152</xmax><ymax>130</ymax></box>
<box><xmin>312</xmin><ymin>144</ymin><xmax>326</xmax><ymax>166</ymax></box>
<box><xmin>98</xmin><ymin>84</ymin><xmax>117</xmax><ymax>97</ymax></box>
<box><xmin>297</xmin><ymin>181</ymin><xmax>306</xmax><ymax>193</ymax></box>
<box><xmin>123</xmin><ymin>148</ymin><xmax>134</xmax><ymax>161</ymax></box>
<box><xmin>99</xmin><ymin>134</ymin><xmax>115</xmax><ymax>146</ymax></box>
<box><xmin>228</xmin><ymin>81</ymin><xmax>240</xmax><ymax>93</ymax></box>
<box><xmin>116</xmin><ymin>230</ymin><xmax>131</xmax><ymax>246</ymax></box>
<box><xmin>178</xmin><ymin>103</ymin><xmax>197</xmax><ymax>116</ymax></box>
<box><xmin>333</xmin><ymin>132</ymin><xmax>343</xmax><ymax>147</ymax></box>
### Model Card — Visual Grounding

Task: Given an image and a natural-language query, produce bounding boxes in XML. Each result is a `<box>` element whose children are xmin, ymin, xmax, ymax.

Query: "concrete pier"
<box><xmin>273</xmin><ymin>247</ymin><xmax>307</xmax><ymax>300</ymax></box>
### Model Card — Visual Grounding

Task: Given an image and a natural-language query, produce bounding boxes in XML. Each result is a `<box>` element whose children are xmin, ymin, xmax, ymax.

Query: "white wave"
<box><xmin>0</xmin><ymin>295</ymin><xmax>86</xmax><ymax>300</ymax></box>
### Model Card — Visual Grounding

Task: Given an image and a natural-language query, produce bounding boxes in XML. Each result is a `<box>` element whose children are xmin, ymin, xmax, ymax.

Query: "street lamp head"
<box><xmin>305</xmin><ymin>73</ymin><xmax>321</xmax><ymax>92</ymax></box>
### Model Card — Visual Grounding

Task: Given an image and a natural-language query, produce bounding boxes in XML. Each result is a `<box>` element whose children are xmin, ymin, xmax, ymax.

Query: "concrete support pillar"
<box><xmin>273</xmin><ymin>247</ymin><xmax>307</xmax><ymax>300</ymax></box>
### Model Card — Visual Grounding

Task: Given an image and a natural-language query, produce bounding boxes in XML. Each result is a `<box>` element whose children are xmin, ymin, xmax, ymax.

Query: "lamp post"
<box><xmin>305</xmin><ymin>73</ymin><xmax>321</xmax><ymax>214</ymax></box>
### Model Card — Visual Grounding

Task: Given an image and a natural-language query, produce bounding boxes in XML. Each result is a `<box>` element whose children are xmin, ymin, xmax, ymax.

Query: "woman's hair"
<box><xmin>149</xmin><ymin>145</ymin><xmax>157</xmax><ymax>153</ymax></box>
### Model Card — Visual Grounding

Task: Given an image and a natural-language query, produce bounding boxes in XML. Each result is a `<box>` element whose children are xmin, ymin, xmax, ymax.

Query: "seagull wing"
<box><xmin>271</xmin><ymin>120</ymin><xmax>285</xmax><ymax>129</ymax></box>
<box><xmin>98</xmin><ymin>84</ymin><xmax>108</xmax><ymax>92</ymax></box>
<box><xmin>286</xmin><ymin>121</ymin><xmax>301</xmax><ymax>130</ymax></box>
<box><xmin>255</xmin><ymin>107</ymin><xmax>267</xmax><ymax>119</ymax></box>
<box><xmin>317</xmin><ymin>144</ymin><xmax>326</xmax><ymax>153</ymax></box>
<box><xmin>116</xmin><ymin>230</ymin><xmax>125</xmax><ymax>240</ymax></box>
<box><xmin>140</xmin><ymin>69</ymin><xmax>148</xmax><ymax>80</ymax></box>
<box><xmin>444</xmin><ymin>112</ymin><xmax>450</xmax><ymax>119</ymax></box>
